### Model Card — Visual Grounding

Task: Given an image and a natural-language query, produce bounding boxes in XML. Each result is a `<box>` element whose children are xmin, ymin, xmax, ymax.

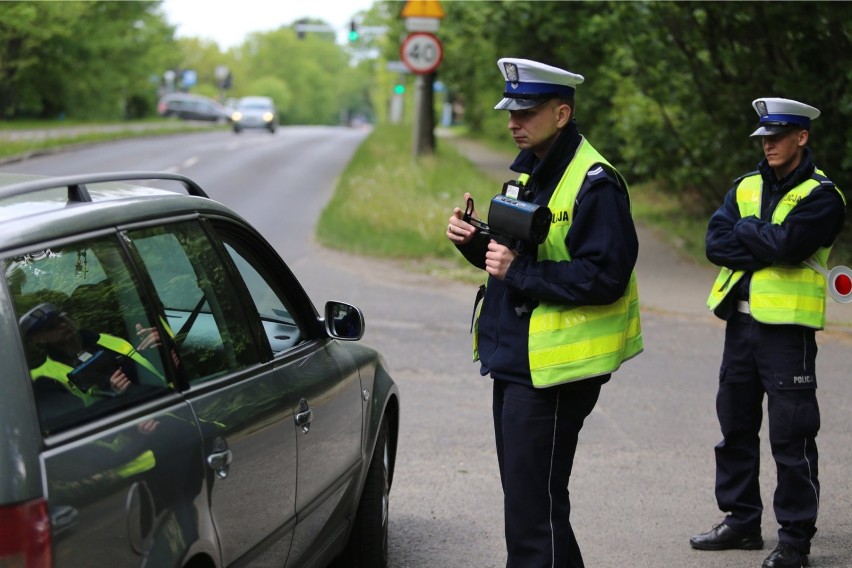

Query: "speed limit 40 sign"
<box><xmin>400</xmin><ymin>32</ymin><xmax>443</xmax><ymax>74</ymax></box>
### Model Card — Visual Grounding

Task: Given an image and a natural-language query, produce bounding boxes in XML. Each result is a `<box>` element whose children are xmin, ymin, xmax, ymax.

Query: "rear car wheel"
<box><xmin>340</xmin><ymin>420</ymin><xmax>389</xmax><ymax>567</ymax></box>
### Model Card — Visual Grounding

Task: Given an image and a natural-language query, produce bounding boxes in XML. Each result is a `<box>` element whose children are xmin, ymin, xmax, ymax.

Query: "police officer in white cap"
<box><xmin>693</xmin><ymin>98</ymin><xmax>846</xmax><ymax>567</ymax></box>
<box><xmin>447</xmin><ymin>58</ymin><xmax>643</xmax><ymax>567</ymax></box>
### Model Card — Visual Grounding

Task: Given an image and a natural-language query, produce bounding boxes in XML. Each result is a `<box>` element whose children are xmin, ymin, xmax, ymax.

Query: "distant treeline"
<box><xmin>0</xmin><ymin>1</ymin><xmax>373</xmax><ymax>126</ymax></box>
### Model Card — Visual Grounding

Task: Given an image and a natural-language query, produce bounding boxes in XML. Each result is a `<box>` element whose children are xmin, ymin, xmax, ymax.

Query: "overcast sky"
<box><xmin>160</xmin><ymin>0</ymin><xmax>379</xmax><ymax>48</ymax></box>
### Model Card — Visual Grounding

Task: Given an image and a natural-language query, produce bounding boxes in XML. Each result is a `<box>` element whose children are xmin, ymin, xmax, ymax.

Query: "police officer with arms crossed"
<box><xmin>447</xmin><ymin>58</ymin><xmax>643</xmax><ymax>568</ymax></box>
<box><xmin>692</xmin><ymin>98</ymin><xmax>846</xmax><ymax>568</ymax></box>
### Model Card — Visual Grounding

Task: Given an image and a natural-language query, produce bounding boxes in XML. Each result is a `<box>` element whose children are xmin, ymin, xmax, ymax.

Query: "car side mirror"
<box><xmin>323</xmin><ymin>301</ymin><xmax>364</xmax><ymax>341</ymax></box>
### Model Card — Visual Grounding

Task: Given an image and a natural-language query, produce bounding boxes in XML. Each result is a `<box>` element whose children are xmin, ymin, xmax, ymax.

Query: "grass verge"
<box><xmin>316</xmin><ymin>123</ymin><xmax>498</xmax><ymax>283</ymax></box>
<box><xmin>317</xmin><ymin>123</ymin><xmax>711</xmax><ymax>275</ymax></box>
<box><xmin>0</xmin><ymin>120</ymin><xmax>225</xmax><ymax>161</ymax></box>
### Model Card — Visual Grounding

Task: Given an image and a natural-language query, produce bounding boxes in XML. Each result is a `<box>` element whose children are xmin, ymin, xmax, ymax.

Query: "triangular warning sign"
<box><xmin>401</xmin><ymin>0</ymin><xmax>445</xmax><ymax>19</ymax></box>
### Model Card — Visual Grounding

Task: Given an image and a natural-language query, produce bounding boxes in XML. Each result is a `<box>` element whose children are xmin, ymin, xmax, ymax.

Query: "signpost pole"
<box><xmin>413</xmin><ymin>72</ymin><xmax>436</xmax><ymax>155</ymax></box>
<box><xmin>401</xmin><ymin>0</ymin><xmax>444</xmax><ymax>157</ymax></box>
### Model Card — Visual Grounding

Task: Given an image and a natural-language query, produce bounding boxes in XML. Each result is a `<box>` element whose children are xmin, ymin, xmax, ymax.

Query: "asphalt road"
<box><xmin>3</xmin><ymin>127</ymin><xmax>851</xmax><ymax>567</ymax></box>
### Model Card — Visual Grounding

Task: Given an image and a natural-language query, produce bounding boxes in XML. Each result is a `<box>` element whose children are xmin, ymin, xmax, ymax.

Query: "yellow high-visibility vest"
<box><xmin>474</xmin><ymin>138</ymin><xmax>643</xmax><ymax>387</ymax></box>
<box><xmin>707</xmin><ymin>172</ymin><xmax>845</xmax><ymax>328</ymax></box>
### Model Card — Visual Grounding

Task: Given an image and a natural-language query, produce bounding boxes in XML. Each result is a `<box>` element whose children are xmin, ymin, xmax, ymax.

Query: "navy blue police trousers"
<box><xmin>493</xmin><ymin>376</ymin><xmax>605</xmax><ymax>568</ymax></box>
<box><xmin>715</xmin><ymin>311</ymin><xmax>820</xmax><ymax>553</ymax></box>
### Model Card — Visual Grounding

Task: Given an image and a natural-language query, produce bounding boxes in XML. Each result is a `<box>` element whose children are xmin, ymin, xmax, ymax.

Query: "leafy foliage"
<box><xmin>0</xmin><ymin>1</ymin><xmax>177</xmax><ymax>120</ymax></box>
<box><xmin>0</xmin><ymin>1</ymin><xmax>376</xmax><ymax>126</ymax></box>
<box><xmin>235</xmin><ymin>28</ymin><xmax>355</xmax><ymax>125</ymax></box>
<box><xmin>425</xmin><ymin>1</ymin><xmax>851</xmax><ymax>213</ymax></box>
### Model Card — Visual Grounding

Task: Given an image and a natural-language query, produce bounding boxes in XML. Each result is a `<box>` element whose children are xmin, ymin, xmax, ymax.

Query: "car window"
<box><xmin>125</xmin><ymin>221</ymin><xmax>262</xmax><ymax>385</ymax></box>
<box><xmin>5</xmin><ymin>237</ymin><xmax>173</xmax><ymax>435</ymax></box>
<box><xmin>239</xmin><ymin>102</ymin><xmax>271</xmax><ymax>111</ymax></box>
<box><xmin>220</xmin><ymin>236</ymin><xmax>303</xmax><ymax>354</ymax></box>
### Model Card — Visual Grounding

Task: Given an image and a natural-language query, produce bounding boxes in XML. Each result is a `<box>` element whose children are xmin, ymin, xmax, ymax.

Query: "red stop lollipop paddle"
<box><xmin>804</xmin><ymin>258</ymin><xmax>852</xmax><ymax>304</ymax></box>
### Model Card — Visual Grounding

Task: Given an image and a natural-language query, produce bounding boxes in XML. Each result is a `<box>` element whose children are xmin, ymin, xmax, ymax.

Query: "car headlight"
<box><xmin>231</xmin><ymin>111</ymin><xmax>243</xmax><ymax>121</ymax></box>
<box><xmin>262</xmin><ymin>112</ymin><xmax>274</xmax><ymax>122</ymax></box>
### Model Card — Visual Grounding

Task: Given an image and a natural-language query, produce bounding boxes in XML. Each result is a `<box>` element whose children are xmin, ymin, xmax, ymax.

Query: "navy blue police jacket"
<box><xmin>457</xmin><ymin>122</ymin><xmax>638</xmax><ymax>385</ymax></box>
<box><xmin>705</xmin><ymin>147</ymin><xmax>846</xmax><ymax>320</ymax></box>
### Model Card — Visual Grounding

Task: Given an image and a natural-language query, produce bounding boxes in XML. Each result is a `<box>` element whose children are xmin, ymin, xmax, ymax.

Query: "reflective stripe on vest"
<box><xmin>706</xmin><ymin>172</ymin><xmax>845</xmax><ymax>328</ymax></box>
<box><xmin>114</xmin><ymin>449</ymin><xmax>156</xmax><ymax>478</ymax></box>
<box><xmin>96</xmin><ymin>334</ymin><xmax>164</xmax><ymax>380</ymax></box>
<box><xmin>526</xmin><ymin>138</ymin><xmax>643</xmax><ymax>387</ymax></box>
<box><xmin>93</xmin><ymin>437</ymin><xmax>157</xmax><ymax>478</ymax></box>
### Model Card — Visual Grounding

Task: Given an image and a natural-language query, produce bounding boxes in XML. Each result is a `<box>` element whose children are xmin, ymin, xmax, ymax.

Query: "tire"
<box><xmin>340</xmin><ymin>420</ymin><xmax>389</xmax><ymax>568</ymax></box>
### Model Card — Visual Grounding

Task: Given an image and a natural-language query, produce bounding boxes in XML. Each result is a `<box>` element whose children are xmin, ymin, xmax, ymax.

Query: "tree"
<box><xmin>429</xmin><ymin>1</ymin><xmax>851</xmax><ymax>211</ymax></box>
<box><xmin>235</xmin><ymin>26</ymin><xmax>352</xmax><ymax>125</ymax></box>
<box><xmin>604</xmin><ymin>2</ymin><xmax>852</xmax><ymax>208</ymax></box>
<box><xmin>0</xmin><ymin>1</ymin><xmax>178</xmax><ymax>120</ymax></box>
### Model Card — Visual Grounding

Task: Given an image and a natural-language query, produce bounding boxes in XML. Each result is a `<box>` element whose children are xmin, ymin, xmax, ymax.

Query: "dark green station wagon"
<box><xmin>0</xmin><ymin>172</ymin><xmax>399</xmax><ymax>568</ymax></box>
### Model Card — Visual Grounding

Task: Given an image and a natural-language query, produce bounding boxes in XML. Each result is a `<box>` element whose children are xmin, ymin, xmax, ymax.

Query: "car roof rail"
<box><xmin>0</xmin><ymin>171</ymin><xmax>209</xmax><ymax>202</ymax></box>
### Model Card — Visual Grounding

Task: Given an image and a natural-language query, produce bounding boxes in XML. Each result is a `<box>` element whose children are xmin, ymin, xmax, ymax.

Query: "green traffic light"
<box><xmin>348</xmin><ymin>30</ymin><xmax>359</xmax><ymax>41</ymax></box>
<box><xmin>394</xmin><ymin>84</ymin><xmax>405</xmax><ymax>95</ymax></box>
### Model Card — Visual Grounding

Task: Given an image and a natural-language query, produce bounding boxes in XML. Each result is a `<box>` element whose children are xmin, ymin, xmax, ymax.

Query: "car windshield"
<box><xmin>239</xmin><ymin>101</ymin><xmax>271</xmax><ymax>111</ymax></box>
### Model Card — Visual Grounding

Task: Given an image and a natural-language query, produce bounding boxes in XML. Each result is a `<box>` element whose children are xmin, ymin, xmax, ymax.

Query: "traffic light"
<box><xmin>348</xmin><ymin>20</ymin><xmax>359</xmax><ymax>41</ymax></box>
<box><xmin>394</xmin><ymin>83</ymin><xmax>405</xmax><ymax>95</ymax></box>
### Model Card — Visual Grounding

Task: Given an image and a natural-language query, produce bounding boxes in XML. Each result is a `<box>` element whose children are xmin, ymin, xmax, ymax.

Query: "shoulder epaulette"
<box><xmin>586</xmin><ymin>163</ymin><xmax>629</xmax><ymax>195</ymax></box>
<box><xmin>586</xmin><ymin>164</ymin><xmax>610</xmax><ymax>182</ymax></box>
<box><xmin>811</xmin><ymin>172</ymin><xmax>834</xmax><ymax>187</ymax></box>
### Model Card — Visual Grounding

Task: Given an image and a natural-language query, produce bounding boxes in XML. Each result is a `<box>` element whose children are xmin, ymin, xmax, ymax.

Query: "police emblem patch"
<box><xmin>756</xmin><ymin>100</ymin><xmax>768</xmax><ymax>117</ymax></box>
<box><xmin>504</xmin><ymin>62</ymin><xmax>519</xmax><ymax>87</ymax></box>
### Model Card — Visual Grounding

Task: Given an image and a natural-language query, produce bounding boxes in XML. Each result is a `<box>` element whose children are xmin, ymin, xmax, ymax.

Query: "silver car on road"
<box><xmin>231</xmin><ymin>96</ymin><xmax>279</xmax><ymax>134</ymax></box>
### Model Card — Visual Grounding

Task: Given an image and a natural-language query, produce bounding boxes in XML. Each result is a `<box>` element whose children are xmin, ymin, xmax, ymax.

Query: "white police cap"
<box><xmin>494</xmin><ymin>58</ymin><xmax>584</xmax><ymax>111</ymax></box>
<box><xmin>750</xmin><ymin>97</ymin><xmax>820</xmax><ymax>137</ymax></box>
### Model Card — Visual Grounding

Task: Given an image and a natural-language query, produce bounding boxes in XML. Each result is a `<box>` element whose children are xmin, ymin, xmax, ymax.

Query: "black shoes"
<box><xmin>762</xmin><ymin>542</ymin><xmax>808</xmax><ymax>568</ymax></box>
<box><xmin>690</xmin><ymin>526</ymin><xmax>808</xmax><ymax>567</ymax></box>
<box><xmin>690</xmin><ymin>522</ymin><xmax>764</xmax><ymax>551</ymax></box>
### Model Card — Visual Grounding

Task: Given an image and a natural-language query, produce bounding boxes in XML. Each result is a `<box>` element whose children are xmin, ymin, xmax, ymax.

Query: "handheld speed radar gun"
<box><xmin>463</xmin><ymin>180</ymin><xmax>552</xmax><ymax>246</ymax></box>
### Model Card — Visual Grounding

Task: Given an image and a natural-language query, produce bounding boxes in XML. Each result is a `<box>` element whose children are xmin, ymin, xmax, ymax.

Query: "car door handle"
<box><xmin>207</xmin><ymin>449</ymin><xmax>232</xmax><ymax>479</ymax></box>
<box><xmin>295</xmin><ymin>399</ymin><xmax>312</xmax><ymax>434</ymax></box>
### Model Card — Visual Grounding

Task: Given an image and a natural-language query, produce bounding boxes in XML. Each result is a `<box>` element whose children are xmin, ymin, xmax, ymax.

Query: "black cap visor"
<box><xmin>750</xmin><ymin>123</ymin><xmax>799</xmax><ymax>137</ymax></box>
